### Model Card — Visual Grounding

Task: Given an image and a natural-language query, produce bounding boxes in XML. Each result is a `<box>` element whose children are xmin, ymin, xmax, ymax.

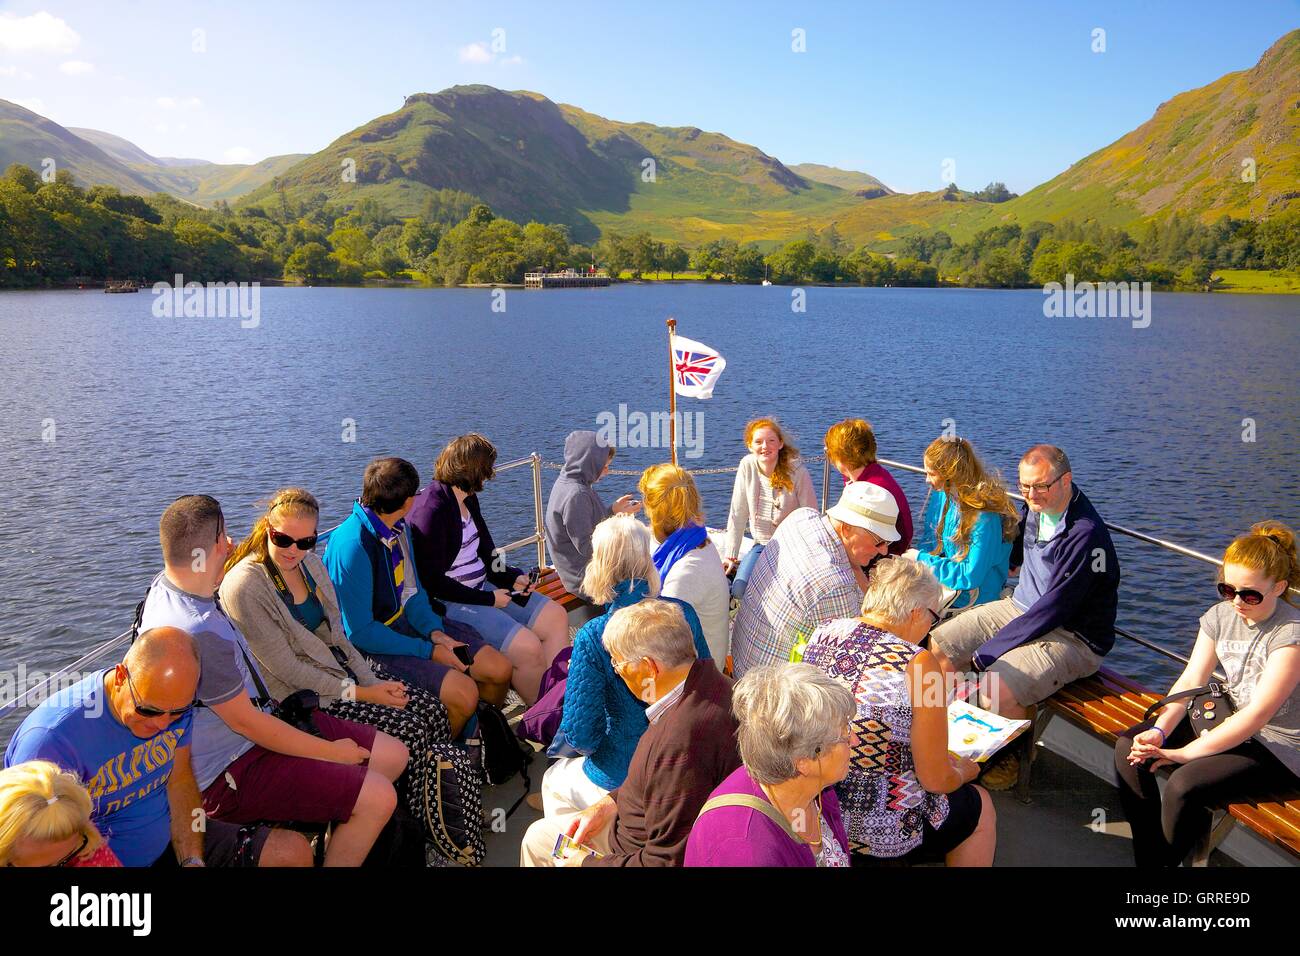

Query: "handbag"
<box><xmin>515</xmin><ymin>646</ymin><xmax>572</xmax><ymax>749</ymax></box>
<box><xmin>273</xmin><ymin>688</ymin><xmax>323</xmax><ymax>737</ymax></box>
<box><xmin>423</xmin><ymin>742</ymin><xmax>487</xmax><ymax>867</ymax></box>
<box><xmin>1143</xmin><ymin>631</ymin><xmax>1261</xmax><ymax>737</ymax></box>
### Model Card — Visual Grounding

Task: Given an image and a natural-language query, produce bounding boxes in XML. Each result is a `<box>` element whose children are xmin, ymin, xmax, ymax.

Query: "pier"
<box><xmin>524</xmin><ymin>268</ymin><xmax>610</xmax><ymax>289</ymax></box>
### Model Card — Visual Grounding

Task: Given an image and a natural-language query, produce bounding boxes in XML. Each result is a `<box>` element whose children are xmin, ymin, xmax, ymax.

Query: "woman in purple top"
<box><xmin>825</xmin><ymin>417</ymin><xmax>914</xmax><ymax>555</ymax></box>
<box><xmin>685</xmin><ymin>663</ymin><xmax>854</xmax><ymax>867</ymax></box>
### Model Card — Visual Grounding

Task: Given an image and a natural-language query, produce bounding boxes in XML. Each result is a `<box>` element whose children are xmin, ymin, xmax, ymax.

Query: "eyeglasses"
<box><xmin>1018</xmin><ymin>472</ymin><xmax>1066</xmax><ymax>495</ymax></box>
<box><xmin>610</xmin><ymin>656</ymin><xmax>640</xmax><ymax>676</ymax></box>
<box><xmin>1218</xmin><ymin>582</ymin><xmax>1265</xmax><ymax>606</ymax></box>
<box><xmin>925</xmin><ymin>608</ymin><xmax>941</xmax><ymax>631</ymax></box>
<box><xmin>814</xmin><ymin>728</ymin><xmax>854</xmax><ymax>755</ymax></box>
<box><xmin>53</xmin><ymin>833</ymin><xmax>89</xmax><ymax>867</ymax></box>
<box><xmin>124</xmin><ymin>668</ymin><xmax>194</xmax><ymax>719</ymax></box>
<box><xmin>268</xmin><ymin>528</ymin><xmax>318</xmax><ymax>551</ymax></box>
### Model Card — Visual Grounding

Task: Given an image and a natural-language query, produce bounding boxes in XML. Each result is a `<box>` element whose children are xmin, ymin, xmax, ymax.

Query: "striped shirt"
<box><xmin>449</xmin><ymin>514</ymin><xmax>487</xmax><ymax>588</ymax></box>
<box><xmin>730</xmin><ymin>508</ymin><xmax>865</xmax><ymax>677</ymax></box>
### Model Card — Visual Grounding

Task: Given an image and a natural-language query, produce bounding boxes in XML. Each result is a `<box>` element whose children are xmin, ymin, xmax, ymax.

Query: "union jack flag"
<box><xmin>671</xmin><ymin>334</ymin><xmax>726</xmax><ymax>399</ymax></box>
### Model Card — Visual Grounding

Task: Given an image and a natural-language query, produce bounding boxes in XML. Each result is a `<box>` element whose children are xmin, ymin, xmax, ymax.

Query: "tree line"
<box><xmin>1</xmin><ymin>163</ymin><xmax>1296</xmax><ymax>291</ymax></box>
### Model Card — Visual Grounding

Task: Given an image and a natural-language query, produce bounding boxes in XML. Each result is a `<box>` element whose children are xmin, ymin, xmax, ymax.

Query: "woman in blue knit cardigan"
<box><xmin>545</xmin><ymin>514</ymin><xmax>711</xmax><ymax>822</ymax></box>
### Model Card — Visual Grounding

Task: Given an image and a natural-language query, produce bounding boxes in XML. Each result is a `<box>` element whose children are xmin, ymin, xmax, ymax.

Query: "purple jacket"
<box><xmin>407</xmin><ymin>479</ymin><xmax>524</xmax><ymax>607</ymax></box>
<box><xmin>684</xmin><ymin>765</ymin><xmax>849</xmax><ymax>867</ymax></box>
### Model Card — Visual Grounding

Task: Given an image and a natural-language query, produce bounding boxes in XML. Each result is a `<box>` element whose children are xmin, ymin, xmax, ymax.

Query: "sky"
<box><xmin>0</xmin><ymin>0</ymin><xmax>1296</xmax><ymax>194</ymax></box>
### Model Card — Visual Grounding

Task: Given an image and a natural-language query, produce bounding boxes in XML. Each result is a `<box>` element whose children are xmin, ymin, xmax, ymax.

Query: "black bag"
<box><xmin>1144</xmin><ymin>680</ymin><xmax>1236</xmax><ymax>737</ymax></box>
<box><xmin>423</xmin><ymin>742</ymin><xmax>487</xmax><ymax>866</ymax></box>
<box><xmin>273</xmin><ymin>689</ymin><xmax>323</xmax><ymax>736</ymax></box>
<box><xmin>467</xmin><ymin>701</ymin><xmax>533</xmax><ymax>817</ymax></box>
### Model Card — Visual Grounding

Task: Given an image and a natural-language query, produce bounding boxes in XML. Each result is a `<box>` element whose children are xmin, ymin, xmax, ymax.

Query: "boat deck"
<box><xmin>479</xmin><ymin>738</ymin><xmax>1236</xmax><ymax>867</ymax></box>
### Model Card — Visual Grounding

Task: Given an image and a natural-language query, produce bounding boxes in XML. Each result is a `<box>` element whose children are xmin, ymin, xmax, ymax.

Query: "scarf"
<box><xmin>360</xmin><ymin>502</ymin><xmax>410</xmax><ymax>599</ymax></box>
<box><xmin>653</xmin><ymin>522</ymin><xmax>708</xmax><ymax>581</ymax></box>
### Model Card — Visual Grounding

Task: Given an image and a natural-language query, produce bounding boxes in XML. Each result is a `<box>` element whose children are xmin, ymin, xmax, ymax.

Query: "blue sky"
<box><xmin>1</xmin><ymin>0</ymin><xmax>1295</xmax><ymax>194</ymax></box>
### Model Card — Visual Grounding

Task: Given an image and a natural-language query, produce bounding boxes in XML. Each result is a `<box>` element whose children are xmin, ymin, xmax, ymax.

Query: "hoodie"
<box><xmin>545</xmin><ymin>430</ymin><xmax>613</xmax><ymax>597</ymax></box>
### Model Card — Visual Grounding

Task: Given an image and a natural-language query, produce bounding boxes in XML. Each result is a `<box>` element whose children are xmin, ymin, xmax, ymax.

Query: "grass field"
<box><xmin>1212</xmin><ymin>269</ymin><xmax>1300</xmax><ymax>293</ymax></box>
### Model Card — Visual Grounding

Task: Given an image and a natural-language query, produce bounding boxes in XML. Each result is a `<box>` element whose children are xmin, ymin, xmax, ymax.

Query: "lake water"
<box><xmin>1</xmin><ymin>283</ymin><xmax>1297</xmax><ymax>734</ymax></box>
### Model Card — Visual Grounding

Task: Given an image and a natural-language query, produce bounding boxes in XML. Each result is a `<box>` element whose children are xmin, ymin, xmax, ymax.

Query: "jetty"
<box><xmin>524</xmin><ymin>268</ymin><xmax>610</xmax><ymax>289</ymax></box>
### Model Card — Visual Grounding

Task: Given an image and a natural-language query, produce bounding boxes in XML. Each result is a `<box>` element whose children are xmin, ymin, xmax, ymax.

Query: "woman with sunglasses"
<box><xmin>0</xmin><ymin>760</ymin><xmax>120</xmax><ymax>867</ymax></box>
<box><xmin>220</xmin><ymin>489</ymin><xmax>462</xmax><ymax>858</ymax></box>
<box><xmin>1115</xmin><ymin>521</ymin><xmax>1300</xmax><ymax>867</ymax></box>
<box><xmin>799</xmin><ymin>557</ymin><xmax>996</xmax><ymax>866</ymax></box>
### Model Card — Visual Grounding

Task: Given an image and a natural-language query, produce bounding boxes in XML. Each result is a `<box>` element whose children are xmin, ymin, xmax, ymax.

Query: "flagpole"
<box><xmin>666</xmin><ymin>317</ymin><xmax>678</xmax><ymax>466</ymax></box>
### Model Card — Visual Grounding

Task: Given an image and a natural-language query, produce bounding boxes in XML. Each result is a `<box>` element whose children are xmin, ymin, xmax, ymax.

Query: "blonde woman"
<box><xmin>221</xmin><ymin>488</ymin><xmax>468</xmax><ymax>860</ymax></box>
<box><xmin>722</xmin><ymin>418</ymin><xmax>817</xmax><ymax>602</ymax></box>
<box><xmin>1116</xmin><ymin>522</ymin><xmax>1300</xmax><ymax>867</ymax></box>
<box><xmin>0</xmin><ymin>760</ymin><xmax>120</xmax><ymax>867</ymax></box>
<box><xmin>639</xmin><ymin>463</ymin><xmax>731</xmax><ymax>666</ymax></box>
<box><xmin>545</xmin><ymin>514</ymin><xmax>711</xmax><ymax>822</ymax></box>
<box><xmin>914</xmin><ymin>436</ymin><xmax>1019</xmax><ymax>610</ymax></box>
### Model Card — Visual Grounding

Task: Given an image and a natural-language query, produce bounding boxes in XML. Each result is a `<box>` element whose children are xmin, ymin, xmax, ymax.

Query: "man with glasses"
<box><xmin>930</xmin><ymin>444</ymin><xmax>1120</xmax><ymax>789</ymax></box>
<box><xmin>731</xmin><ymin>482</ymin><xmax>900</xmax><ymax>678</ymax></box>
<box><xmin>4</xmin><ymin>627</ymin><xmax>309</xmax><ymax>866</ymax></box>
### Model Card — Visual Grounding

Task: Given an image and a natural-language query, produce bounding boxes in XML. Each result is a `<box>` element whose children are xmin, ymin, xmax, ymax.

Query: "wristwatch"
<box><xmin>180</xmin><ymin>856</ymin><xmax>206</xmax><ymax>867</ymax></box>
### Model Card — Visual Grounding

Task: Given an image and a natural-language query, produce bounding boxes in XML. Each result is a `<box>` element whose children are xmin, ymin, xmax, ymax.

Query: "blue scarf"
<box><xmin>653</xmin><ymin>523</ymin><xmax>707</xmax><ymax>581</ymax></box>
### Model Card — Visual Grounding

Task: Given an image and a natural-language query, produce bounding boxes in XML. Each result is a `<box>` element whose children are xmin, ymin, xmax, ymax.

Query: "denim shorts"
<box><xmin>442</xmin><ymin>581</ymin><xmax>550</xmax><ymax>653</ymax></box>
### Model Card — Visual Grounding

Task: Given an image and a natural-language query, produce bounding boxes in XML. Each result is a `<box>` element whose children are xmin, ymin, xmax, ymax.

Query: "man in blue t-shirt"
<box><xmin>5</xmin><ymin>626</ymin><xmax>310</xmax><ymax>867</ymax></box>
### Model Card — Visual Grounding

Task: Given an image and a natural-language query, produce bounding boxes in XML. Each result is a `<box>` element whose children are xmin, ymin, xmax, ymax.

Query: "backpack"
<box><xmin>467</xmin><ymin>701</ymin><xmax>533</xmax><ymax>818</ymax></box>
<box><xmin>515</xmin><ymin>646</ymin><xmax>572</xmax><ymax>749</ymax></box>
<box><xmin>423</xmin><ymin>741</ymin><xmax>487</xmax><ymax>866</ymax></box>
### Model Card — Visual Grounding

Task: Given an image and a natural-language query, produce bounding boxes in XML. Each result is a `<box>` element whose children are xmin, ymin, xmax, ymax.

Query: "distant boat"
<box><xmin>761</xmin><ymin>263</ymin><xmax>772</xmax><ymax>286</ymax></box>
<box><xmin>104</xmin><ymin>280</ymin><xmax>140</xmax><ymax>294</ymax></box>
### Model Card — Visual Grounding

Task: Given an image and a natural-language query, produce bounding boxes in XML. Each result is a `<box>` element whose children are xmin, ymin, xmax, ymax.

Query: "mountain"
<box><xmin>0</xmin><ymin>99</ymin><xmax>163</xmax><ymax>194</ymax></box>
<box><xmin>789</xmin><ymin>163</ymin><xmax>894</xmax><ymax>196</ymax></box>
<box><xmin>238</xmin><ymin>85</ymin><xmax>872</xmax><ymax>243</ymax></box>
<box><xmin>69</xmin><ymin>126</ymin><xmax>307</xmax><ymax>204</ymax></box>
<box><xmin>991</xmin><ymin>29</ymin><xmax>1300</xmax><ymax>229</ymax></box>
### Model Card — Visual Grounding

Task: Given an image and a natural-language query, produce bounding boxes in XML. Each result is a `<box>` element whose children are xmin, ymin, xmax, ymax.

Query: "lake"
<box><xmin>1</xmin><ymin>283</ymin><xmax>1297</xmax><ymax>733</ymax></box>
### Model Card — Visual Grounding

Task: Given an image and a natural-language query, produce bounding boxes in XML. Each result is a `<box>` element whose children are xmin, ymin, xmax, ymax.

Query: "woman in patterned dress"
<box><xmin>801</xmin><ymin>557</ymin><xmax>997</xmax><ymax>865</ymax></box>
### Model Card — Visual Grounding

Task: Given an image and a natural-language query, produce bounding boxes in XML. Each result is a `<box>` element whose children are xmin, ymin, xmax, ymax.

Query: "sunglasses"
<box><xmin>268</xmin><ymin>528</ymin><xmax>318</xmax><ymax>551</ymax></box>
<box><xmin>125</xmin><ymin>668</ymin><xmax>194</xmax><ymax>719</ymax></box>
<box><xmin>1217</xmin><ymin>582</ymin><xmax>1266</xmax><ymax>606</ymax></box>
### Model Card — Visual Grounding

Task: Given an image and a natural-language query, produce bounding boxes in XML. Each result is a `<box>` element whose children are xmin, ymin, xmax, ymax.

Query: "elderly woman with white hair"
<box><xmin>800</xmin><ymin>557</ymin><xmax>997</xmax><ymax>866</ymax></box>
<box><xmin>686</xmin><ymin>663</ymin><xmax>855</xmax><ymax>866</ymax></box>
<box><xmin>542</xmin><ymin>514</ymin><xmax>712</xmax><ymax>823</ymax></box>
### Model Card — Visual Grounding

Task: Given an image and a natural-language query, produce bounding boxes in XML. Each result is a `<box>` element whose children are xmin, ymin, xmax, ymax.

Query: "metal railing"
<box><xmin>1</xmin><ymin>447</ymin><xmax>1265</xmax><ymax>716</ymax></box>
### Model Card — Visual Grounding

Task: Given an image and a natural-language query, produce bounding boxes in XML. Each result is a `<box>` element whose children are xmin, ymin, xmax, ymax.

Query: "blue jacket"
<box><xmin>914</xmin><ymin>490</ymin><xmax>1012</xmax><ymax>610</ymax></box>
<box><xmin>560</xmin><ymin>579</ymin><xmax>711</xmax><ymax>791</ymax></box>
<box><xmin>322</xmin><ymin>501</ymin><xmax>444</xmax><ymax>658</ymax></box>
<box><xmin>974</xmin><ymin>485</ymin><xmax>1119</xmax><ymax>668</ymax></box>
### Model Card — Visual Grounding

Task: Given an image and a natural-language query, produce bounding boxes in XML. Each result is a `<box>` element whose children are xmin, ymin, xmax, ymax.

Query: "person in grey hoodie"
<box><xmin>545</xmin><ymin>431</ymin><xmax>642</xmax><ymax>600</ymax></box>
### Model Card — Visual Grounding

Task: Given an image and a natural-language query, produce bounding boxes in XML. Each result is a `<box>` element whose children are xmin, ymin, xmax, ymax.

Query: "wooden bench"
<box><xmin>1033</xmin><ymin>667</ymin><xmax>1300</xmax><ymax>863</ymax></box>
<box><xmin>533</xmin><ymin>568</ymin><xmax>593</xmax><ymax>616</ymax></box>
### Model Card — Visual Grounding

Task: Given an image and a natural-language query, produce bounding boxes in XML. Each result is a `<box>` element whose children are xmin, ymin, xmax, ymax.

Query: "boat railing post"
<box><xmin>820</xmin><ymin>447</ymin><xmax>831</xmax><ymax>513</ymax></box>
<box><xmin>532</xmin><ymin>452</ymin><xmax>546</xmax><ymax>569</ymax></box>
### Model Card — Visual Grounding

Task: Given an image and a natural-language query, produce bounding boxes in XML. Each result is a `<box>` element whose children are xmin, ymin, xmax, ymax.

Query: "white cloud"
<box><xmin>59</xmin><ymin>60</ymin><xmax>94</xmax><ymax>75</ymax></box>
<box><xmin>0</xmin><ymin>12</ymin><xmax>80</xmax><ymax>54</ymax></box>
<box><xmin>502</xmin><ymin>55</ymin><xmax>524</xmax><ymax>66</ymax></box>
<box><xmin>156</xmin><ymin>95</ymin><xmax>201</xmax><ymax>111</ymax></box>
<box><xmin>459</xmin><ymin>42</ymin><xmax>491</xmax><ymax>64</ymax></box>
<box><xmin>223</xmin><ymin>146</ymin><xmax>254</xmax><ymax>163</ymax></box>
<box><xmin>14</xmin><ymin>97</ymin><xmax>46</xmax><ymax>114</ymax></box>
<box><xmin>0</xmin><ymin>65</ymin><xmax>17</xmax><ymax>76</ymax></box>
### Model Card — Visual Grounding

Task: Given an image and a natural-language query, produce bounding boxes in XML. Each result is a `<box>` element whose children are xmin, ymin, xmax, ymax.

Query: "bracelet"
<box><xmin>1151</xmin><ymin>727</ymin><xmax>1166</xmax><ymax>745</ymax></box>
<box><xmin>180</xmin><ymin>856</ymin><xmax>205</xmax><ymax>867</ymax></box>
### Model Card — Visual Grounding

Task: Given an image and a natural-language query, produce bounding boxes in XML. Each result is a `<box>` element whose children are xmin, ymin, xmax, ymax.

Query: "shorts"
<box><xmin>368</xmin><ymin>618</ymin><xmax>491</xmax><ymax>696</ymax></box>
<box><xmin>442</xmin><ymin>582</ymin><xmax>550</xmax><ymax>653</ymax></box>
<box><xmin>151</xmin><ymin>818</ymin><xmax>273</xmax><ymax>868</ymax></box>
<box><xmin>930</xmin><ymin>597</ymin><xmax>1102</xmax><ymax>706</ymax></box>
<box><xmin>201</xmin><ymin>711</ymin><xmax>377</xmax><ymax>825</ymax></box>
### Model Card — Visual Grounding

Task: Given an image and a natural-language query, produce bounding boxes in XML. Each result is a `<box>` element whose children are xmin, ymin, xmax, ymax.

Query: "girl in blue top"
<box><xmin>914</xmin><ymin>436</ymin><xmax>1019</xmax><ymax>611</ymax></box>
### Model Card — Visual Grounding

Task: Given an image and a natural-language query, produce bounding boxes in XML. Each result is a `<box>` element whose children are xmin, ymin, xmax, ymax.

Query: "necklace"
<box><xmin>761</xmin><ymin>783</ymin><xmax>823</xmax><ymax>847</ymax></box>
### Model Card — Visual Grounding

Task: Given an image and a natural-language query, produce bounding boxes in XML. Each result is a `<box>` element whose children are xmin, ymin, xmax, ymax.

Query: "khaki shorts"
<box><xmin>930</xmin><ymin>597</ymin><xmax>1102</xmax><ymax>707</ymax></box>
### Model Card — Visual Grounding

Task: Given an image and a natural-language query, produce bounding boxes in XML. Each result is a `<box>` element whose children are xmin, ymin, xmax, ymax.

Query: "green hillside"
<box><xmin>788</xmin><ymin>163</ymin><xmax>894</xmax><ymax>195</ymax></box>
<box><xmin>0</xmin><ymin>100</ymin><xmax>161</xmax><ymax>194</ymax></box>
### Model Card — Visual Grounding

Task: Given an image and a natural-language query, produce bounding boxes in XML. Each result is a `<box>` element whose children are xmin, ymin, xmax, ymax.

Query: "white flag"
<box><xmin>671</xmin><ymin>335</ymin><xmax>727</xmax><ymax>399</ymax></box>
